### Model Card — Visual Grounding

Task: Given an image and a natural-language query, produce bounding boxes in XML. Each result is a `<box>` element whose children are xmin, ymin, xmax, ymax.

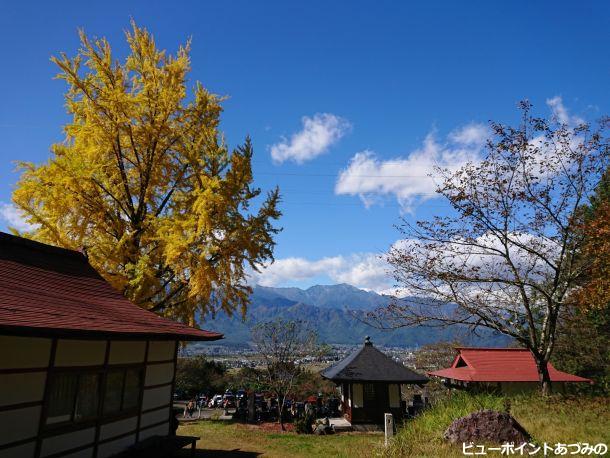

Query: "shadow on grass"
<box><xmin>174</xmin><ymin>449</ymin><xmax>262</xmax><ymax>457</ymax></box>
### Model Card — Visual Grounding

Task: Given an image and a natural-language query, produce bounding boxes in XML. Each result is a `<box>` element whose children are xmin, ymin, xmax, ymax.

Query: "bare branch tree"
<box><xmin>251</xmin><ymin>319</ymin><xmax>318</xmax><ymax>430</ymax></box>
<box><xmin>367</xmin><ymin>102</ymin><xmax>609</xmax><ymax>395</ymax></box>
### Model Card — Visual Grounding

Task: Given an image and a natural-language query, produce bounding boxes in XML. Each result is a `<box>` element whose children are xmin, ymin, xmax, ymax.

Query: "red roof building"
<box><xmin>428</xmin><ymin>347</ymin><xmax>591</xmax><ymax>394</ymax></box>
<box><xmin>0</xmin><ymin>232</ymin><xmax>222</xmax><ymax>341</ymax></box>
<box><xmin>0</xmin><ymin>232</ymin><xmax>221</xmax><ymax>458</ymax></box>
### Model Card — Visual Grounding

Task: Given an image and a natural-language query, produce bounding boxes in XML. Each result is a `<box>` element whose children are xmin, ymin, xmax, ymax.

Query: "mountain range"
<box><xmin>200</xmin><ymin>283</ymin><xmax>510</xmax><ymax>348</ymax></box>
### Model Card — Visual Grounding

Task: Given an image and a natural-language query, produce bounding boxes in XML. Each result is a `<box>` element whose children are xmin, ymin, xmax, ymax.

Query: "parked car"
<box><xmin>196</xmin><ymin>395</ymin><xmax>207</xmax><ymax>409</ymax></box>
<box><xmin>209</xmin><ymin>394</ymin><xmax>223</xmax><ymax>408</ymax></box>
<box><xmin>222</xmin><ymin>393</ymin><xmax>236</xmax><ymax>408</ymax></box>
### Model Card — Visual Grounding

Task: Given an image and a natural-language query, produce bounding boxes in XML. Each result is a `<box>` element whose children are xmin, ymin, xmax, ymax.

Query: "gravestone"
<box><xmin>248</xmin><ymin>392</ymin><xmax>256</xmax><ymax>423</ymax></box>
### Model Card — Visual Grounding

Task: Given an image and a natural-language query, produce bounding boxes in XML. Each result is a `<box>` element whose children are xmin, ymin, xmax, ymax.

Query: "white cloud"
<box><xmin>546</xmin><ymin>96</ymin><xmax>584</xmax><ymax>126</ymax></box>
<box><xmin>335</xmin><ymin>123</ymin><xmax>488</xmax><ymax>212</ymax></box>
<box><xmin>448</xmin><ymin>123</ymin><xmax>489</xmax><ymax>146</ymax></box>
<box><xmin>270</xmin><ymin>113</ymin><xmax>351</xmax><ymax>164</ymax></box>
<box><xmin>0</xmin><ymin>202</ymin><xmax>38</xmax><ymax>232</ymax></box>
<box><xmin>389</xmin><ymin>231</ymin><xmax>562</xmax><ymax>307</ymax></box>
<box><xmin>404</xmin><ymin>232</ymin><xmax>558</xmax><ymax>279</ymax></box>
<box><xmin>250</xmin><ymin>227</ymin><xmax>560</xmax><ymax>297</ymax></box>
<box><xmin>251</xmin><ymin>227</ymin><xmax>560</xmax><ymax>297</ymax></box>
<box><xmin>332</xmin><ymin>254</ymin><xmax>391</xmax><ymax>292</ymax></box>
<box><xmin>251</xmin><ymin>252</ymin><xmax>392</xmax><ymax>293</ymax></box>
<box><xmin>336</xmin><ymin>97</ymin><xmax>584</xmax><ymax>213</ymax></box>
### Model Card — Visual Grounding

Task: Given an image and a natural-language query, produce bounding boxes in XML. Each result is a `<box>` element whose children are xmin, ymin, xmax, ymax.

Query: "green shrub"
<box><xmin>295</xmin><ymin>413</ymin><xmax>315</xmax><ymax>434</ymax></box>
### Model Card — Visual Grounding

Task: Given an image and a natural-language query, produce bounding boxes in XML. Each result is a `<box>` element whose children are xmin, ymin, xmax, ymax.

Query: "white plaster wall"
<box><xmin>140</xmin><ymin>406</ymin><xmax>170</xmax><ymax>428</ymax></box>
<box><xmin>97</xmin><ymin>434</ymin><xmax>136</xmax><ymax>458</ymax></box>
<box><xmin>144</xmin><ymin>362</ymin><xmax>174</xmax><ymax>387</ymax></box>
<box><xmin>54</xmin><ymin>340</ymin><xmax>106</xmax><ymax>367</ymax></box>
<box><xmin>0</xmin><ymin>336</ymin><xmax>51</xmax><ymax>369</ymax></box>
<box><xmin>142</xmin><ymin>385</ymin><xmax>172</xmax><ymax>411</ymax></box>
<box><xmin>0</xmin><ymin>372</ymin><xmax>46</xmax><ymax>407</ymax></box>
<box><xmin>40</xmin><ymin>427</ymin><xmax>95</xmax><ymax>457</ymax></box>
<box><xmin>389</xmin><ymin>384</ymin><xmax>400</xmax><ymax>408</ymax></box>
<box><xmin>147</xmin><ymin>341</ymin><xmax>175</xmax><ymax>362</ymax></box>
<box><xmin>0</xmin><ymin>440</ymin><xmax>35</xmax><ymax>458</ymax></box>
<box><xmin>138</xmin><ymin>422</ymin><xmax>169</xmax><ymax>441</ymax></box>
<box><xmin>0</xmin><ymin>406</ymin><xmax>41</xmax><ymax>446</ymax></box>
<box><xmin>352</xmin><ymin>384</ymin><xmax>363</xmax><ymax>408</ymax></box>
<box><xmin>99</xmin><ymin>416</ymin><xmax>138</xmax><ymax>441</ymax></box>
<box><xmin>108</xmin><ymin>341</ymin><xmax>146</xmax><ymax>365</ymax></box>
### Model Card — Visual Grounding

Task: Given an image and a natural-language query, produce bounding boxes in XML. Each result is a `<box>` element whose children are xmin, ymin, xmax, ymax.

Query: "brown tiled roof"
<box><xmin>0</xmin><ymin>232</ymin><xmax>222</xmax><ymax>341</ymax></box>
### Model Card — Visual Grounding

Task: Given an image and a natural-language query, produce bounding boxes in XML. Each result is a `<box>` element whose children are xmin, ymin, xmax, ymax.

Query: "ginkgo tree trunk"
<box><xmin>366</xmin><ymin>102</ymin><xmax>608</xmax><ymax>395</ymax></box>
<box><xmin>12</xmin><ymin>22</ymin><xmax>281</xmax><ymax>323</ymax></box>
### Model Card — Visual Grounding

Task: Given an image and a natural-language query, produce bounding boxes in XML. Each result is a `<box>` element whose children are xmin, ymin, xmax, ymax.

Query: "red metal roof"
<box><xmin>0</xmin><ymin>232</ymin><xmax>222</xmax><ymax>341</ymax></box>
<box><xmin>428</xmin><ymin>347</ymin><xmax>591</xmax><ymax>383</ymax></box>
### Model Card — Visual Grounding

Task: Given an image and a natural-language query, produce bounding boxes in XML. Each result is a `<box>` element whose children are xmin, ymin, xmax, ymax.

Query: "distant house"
<box><xmin>428</xmin><ymin>347</ymin><xmax>592</xmax><ymax>394</ymax></box>
<box><xmin>0</xmin><ymin>232</ymin><xmax>222</xmax><ymax>458</ymax></box>
<box><xmin>321</xmin><ymin>337</ymin><xmax>428</xmax><ymax>424</ymax></box>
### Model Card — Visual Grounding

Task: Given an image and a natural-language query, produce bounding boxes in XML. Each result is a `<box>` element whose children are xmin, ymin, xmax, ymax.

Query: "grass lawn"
<box><xmin>384</xmin><ymin>394</ymin><xmax>610</xmax><ymax>457</ymax></box>
<box><xmin>177</xmin><ymin>395</ymin><xmax>609</xmax><ymax>457</ymax></box>
<box><xmin>177</xmin><ymin>421</ymin><xmax>382</xmax><ymax>457</ymax></box>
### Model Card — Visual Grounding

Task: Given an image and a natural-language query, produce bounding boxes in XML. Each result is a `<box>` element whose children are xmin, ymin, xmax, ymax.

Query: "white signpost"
<box><xmin>384</xmin><ymin>413</ymin><xmax>394</xmax><ymax>446</ymax></box>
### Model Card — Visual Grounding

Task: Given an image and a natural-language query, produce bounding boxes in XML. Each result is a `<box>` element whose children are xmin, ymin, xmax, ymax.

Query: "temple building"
<box><xmin>321</xmin><ymin>337</ymin><xmax>428</xmax><ymax>424</ymax></box>
<box><xmin>0</xmin><ymin>232</ymin><xmax>222</xmax><ymax>458</ymax></box>
<box><xmin>428</xmin><ymin>347</ymin><xmax>592</xmax><ymax>394</ymax></box>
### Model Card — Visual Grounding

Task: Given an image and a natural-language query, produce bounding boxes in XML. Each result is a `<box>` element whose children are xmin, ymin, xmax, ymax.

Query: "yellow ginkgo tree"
<box><xmin>12</xmin><ymin>22</ymin><xmax>281</xmax><ymax>324</ymax></box>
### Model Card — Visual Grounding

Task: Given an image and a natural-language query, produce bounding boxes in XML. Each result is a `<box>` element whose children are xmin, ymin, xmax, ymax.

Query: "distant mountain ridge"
<box><xmin>250</xmin><ymin>283</ymin><xmax>392</xmax><ymax>310</ymax></box>
<box><xmin>201</xmin><ymin>284</ymin><xmax>510</xmax><ymax>348</ymax></box>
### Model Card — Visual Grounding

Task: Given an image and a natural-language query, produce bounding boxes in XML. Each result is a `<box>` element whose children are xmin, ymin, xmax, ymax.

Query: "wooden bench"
<box><xmin>126</xmin><ymin>435</ymin><xmax>199</xmax><ymax>457</ymax></box>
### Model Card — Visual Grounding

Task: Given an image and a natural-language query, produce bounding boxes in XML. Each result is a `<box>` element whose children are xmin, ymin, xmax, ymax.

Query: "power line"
<box><xmin>278</xmin><ymin>200</ymin><xmax>452</xmax><ymax>208</ymax></box>
<box><xmin>255</xmin><ymin>171</ymin><xmax>439</xmax><ymax>178</ymax></box>
<box><xmin>251</xmin><ymin>159</ymin><xmax>446</xmax><ymax>167</ymax></box>
<box><xmin>278</xmin><ymin>188</ymin><xmax>441</xmax><ymax>197</ymax></box>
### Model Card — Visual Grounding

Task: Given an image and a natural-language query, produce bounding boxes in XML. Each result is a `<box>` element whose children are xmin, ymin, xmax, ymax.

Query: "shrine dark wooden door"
<box><xmin>361</xmin><ymin>382</ymin><xmax>389</xmax><ymax>423</ymax></box>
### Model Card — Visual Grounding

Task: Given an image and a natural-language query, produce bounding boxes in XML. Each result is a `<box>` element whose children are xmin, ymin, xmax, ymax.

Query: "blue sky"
<box><xmin>0</xmin><ymin>1</ymin><xmax>608</xmax><ymax>292</ymax></box>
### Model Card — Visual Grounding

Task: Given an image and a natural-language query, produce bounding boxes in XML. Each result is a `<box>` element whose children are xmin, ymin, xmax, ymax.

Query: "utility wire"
<box><xmin>255</xmin><ymin>171</ymin><xmax>438</xmax><ymax>178</ymax></box>
<box><xmin>277</xmin><ymin>200</ymin><xmax>452</xmax><ymax>208</ymax></box>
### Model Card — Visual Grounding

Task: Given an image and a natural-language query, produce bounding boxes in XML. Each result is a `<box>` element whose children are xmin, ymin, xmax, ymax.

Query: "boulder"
<box><xmin>444</xmin><ymin>410</ymin><xmax>530</xmax><ymax>445</ymax></box>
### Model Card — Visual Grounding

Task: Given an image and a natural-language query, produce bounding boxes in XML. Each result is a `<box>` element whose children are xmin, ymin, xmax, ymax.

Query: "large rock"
<box><xmin>444</xmin><ymin>410</ymin><xmax>530</xmax><ymax>444</ymax></box>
